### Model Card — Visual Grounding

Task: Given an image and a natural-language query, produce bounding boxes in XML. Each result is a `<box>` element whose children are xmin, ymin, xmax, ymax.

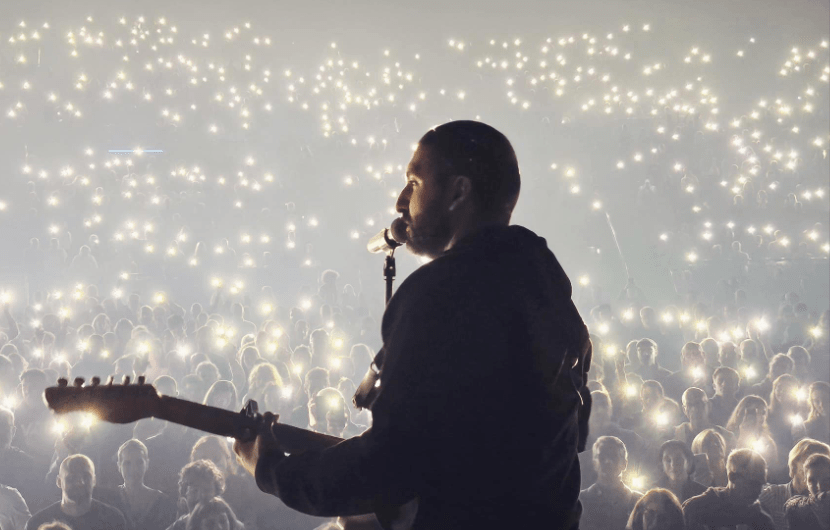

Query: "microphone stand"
<box><xmin>383</xmin><ymin>248</ymin><xmax>396</xmax><ymax>306</ymax></box>
<box><xmin>351</xmin><ymin>235</ymin><xmax>396</xmax><ymax>411</ymax></box>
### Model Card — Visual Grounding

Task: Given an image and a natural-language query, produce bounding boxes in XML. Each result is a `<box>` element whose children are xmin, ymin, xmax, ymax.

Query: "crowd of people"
<box><xmin>0</xmin><ymin>11</ymin><xmax>828</xmax><ymax>530</ymax></box>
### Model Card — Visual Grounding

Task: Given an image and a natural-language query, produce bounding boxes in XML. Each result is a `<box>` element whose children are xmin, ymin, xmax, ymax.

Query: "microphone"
<box><xmin>367</xmin><ymin>217</ymin><xmax>408</xmax><ymax>254</ymax></box>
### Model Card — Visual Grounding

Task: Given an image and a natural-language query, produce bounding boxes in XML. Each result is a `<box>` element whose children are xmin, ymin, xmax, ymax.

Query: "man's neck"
<box><xmin>791</xmin><ymin>480</ymin><xmax>807</xmax><ymax>496</ymax></box>
<box><xmin>725</xmin><ymin>489</ymin><xmax>757</xmax><ymax>507</ymax></box>
<box><xmin>61</xmin><ymin>498</ymin><xmax>93</xmax><ymax>517</ymax></box>
<box><xmin>445</xmin><ymin>220</ymin><xmax>506</xmax><ymax>253</ymax></box>
<box><xmin>690</xmin><ymin>419</ymin><xmax>710</xmax><ymax>432</ymax></box>
<box><xmin>596</xmin><ymin>477</ymin><xmax>627</xmax><ymax>493</ymax></box>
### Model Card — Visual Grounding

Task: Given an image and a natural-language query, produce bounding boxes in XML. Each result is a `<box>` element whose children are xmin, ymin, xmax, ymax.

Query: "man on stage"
<box><xmin>234</xmin><ymin>120</ymin><xmax>593</xmax><ymax>529</ymax></box>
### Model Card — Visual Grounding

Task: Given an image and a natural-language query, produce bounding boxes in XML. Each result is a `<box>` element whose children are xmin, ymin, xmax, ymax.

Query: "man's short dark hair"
<box><xmin>713</xmin><ymin>366</ymin><xmax>740</xmax><ymax>385</ymax></box>
<box><xmin>593</xmin><ymin>435</ymin><xmax>627</xmax><ymax>461</ymax></box>
<box><xmin>418</xmin><ymin>120</ymin><xmax>520</xmax><ymax>220</ymax></box>
<box><xmin>179</xmin><ymin>459</ymin><xmax>225</xmax><ymax>497</ymax></box>
<box><xmin>657</xmin><ymin>439</ymin><xmax>697</xmax><ymax>477</ymax></box>
<box><xmin>305</xmin><ymin>367</ymin><xmax>330</xmax><ymax>390</ymax></box>
<box><xmin>637</xmin><ymin>338</ymin><xmax>657</xmax><ymax>351</ymax></box>
<box><xmin>167</xmin><ymin>314</ymin><xmax>184</xmax><ymax>330</ymax></box>
<box><xmin>21</xmin><ymin>369</ymin><xmax>47</xmax><ymax>388</ymax></box>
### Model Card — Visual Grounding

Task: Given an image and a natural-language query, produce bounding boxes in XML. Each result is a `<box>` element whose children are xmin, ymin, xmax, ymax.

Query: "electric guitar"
<box><xmin>44</xmin><ymin>376</ymin><xmax>419</xmax><ymax>530</ymax></box>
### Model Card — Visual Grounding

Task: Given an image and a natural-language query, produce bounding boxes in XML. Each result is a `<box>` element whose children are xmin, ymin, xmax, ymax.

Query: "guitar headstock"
<box><xmin>44</xmin><ymin>375</ymin><xmax>161</xmax><ymax>424</ymax></box>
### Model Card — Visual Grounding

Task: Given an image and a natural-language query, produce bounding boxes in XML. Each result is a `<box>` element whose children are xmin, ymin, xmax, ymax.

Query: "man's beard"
<box><xmin>405</xmin><ymin>216</ymin><xmax>451</xmax><ymax>258</ymax></box>
<box><xmin>65</xmin><ymin>487</ymin><xmax>92</xmax><ymax>504</ymax></box>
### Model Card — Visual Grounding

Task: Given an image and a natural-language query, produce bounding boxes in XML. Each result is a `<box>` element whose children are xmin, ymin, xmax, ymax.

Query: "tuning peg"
<box><xmin>244</xmin><ymin>399</ymin><xmax>260</xmax><ymax>417</ymax></box>
<box><xmin>74</xmin><ymin>377</ymin><xmax>85</xmax><ymax>387</ymax></box>
<box><xmin>137</xmin><ymin>375</ymin><xmax>146</xmax><ymax>385</ymax></box>
<box><xmin>107</xmin><ymin>376</ymin><xmax>115</xmax><ymax>386</ymax></box>
<box><xmin>57</xmin><ymin>378</ymin><xmax>68</xmax><ymax>387</ymax></box>
<box><xmin>122</xmin><ymin>375</ymin><xmax>131</xmax><ymax>385</ymax></box>
<box><xmin>91</xmin><ymin>377</ymin><xmax>101</xmax><ymax>386</ymax></box>
<box><xmin>239</xmin><ymin>400</ymin><xmax>262</xmax><ymax>442</ymax></box>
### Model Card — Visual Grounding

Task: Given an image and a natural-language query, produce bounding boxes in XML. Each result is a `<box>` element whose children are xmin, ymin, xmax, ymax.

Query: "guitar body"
<box><xmin>43</xmin><ymin>377</ymin><xmax>418</xmax><ymax>530</ymax></box>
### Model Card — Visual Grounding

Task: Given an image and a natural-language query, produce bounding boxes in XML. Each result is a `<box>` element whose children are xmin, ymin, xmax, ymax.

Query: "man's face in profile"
<box><xmin>396</xmin><ymin>144</ymin><xmax>454</xmax><ymax>259</ymax></box>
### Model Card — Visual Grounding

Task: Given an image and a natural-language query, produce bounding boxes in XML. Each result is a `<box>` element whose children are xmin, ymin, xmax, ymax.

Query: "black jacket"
<box><xmin>255</xmin><ymin>224</ymin><xmax>593</xmax><ymax>529</ymax></box>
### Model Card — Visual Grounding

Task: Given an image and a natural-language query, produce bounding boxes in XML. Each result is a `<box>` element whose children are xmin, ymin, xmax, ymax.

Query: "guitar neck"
<box><xmin>271</xmin><ymin>421</ymin><xmax>345</xmax><ymax>453</ymax></box>
<box><xmin>154</xmin><ymin>396</ymin><xmax>343</xmax><ymax>453</ymax></box>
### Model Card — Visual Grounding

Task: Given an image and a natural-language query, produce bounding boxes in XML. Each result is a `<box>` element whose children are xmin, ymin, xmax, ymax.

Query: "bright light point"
<box><xmin>752</xmin><ymin>439</ymin><xmax>765</xmax><ymax>453</ymax></box>
<box><xmin>3</xmin><ymin>395</ymin><xmax>17</xmax><ymax>409</ymax></box>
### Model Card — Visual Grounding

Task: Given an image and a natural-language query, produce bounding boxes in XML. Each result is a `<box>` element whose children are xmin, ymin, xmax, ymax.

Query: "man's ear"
<box><xmin>56</xmin><ymin>474</ymin><xmax>62</xmax><ymax>490</ymax></box>
<box><xmin>448</xmin><ymin>176</ymin><xmax>473</xmax><ymax>212</ymax></box>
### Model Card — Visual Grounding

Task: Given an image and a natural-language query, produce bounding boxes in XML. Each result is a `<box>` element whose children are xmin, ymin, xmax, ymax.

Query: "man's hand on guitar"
<box><xmin>233</xmin><ymin>411</ymin><xmax>285</xmax><ymax>476</ymax></box>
